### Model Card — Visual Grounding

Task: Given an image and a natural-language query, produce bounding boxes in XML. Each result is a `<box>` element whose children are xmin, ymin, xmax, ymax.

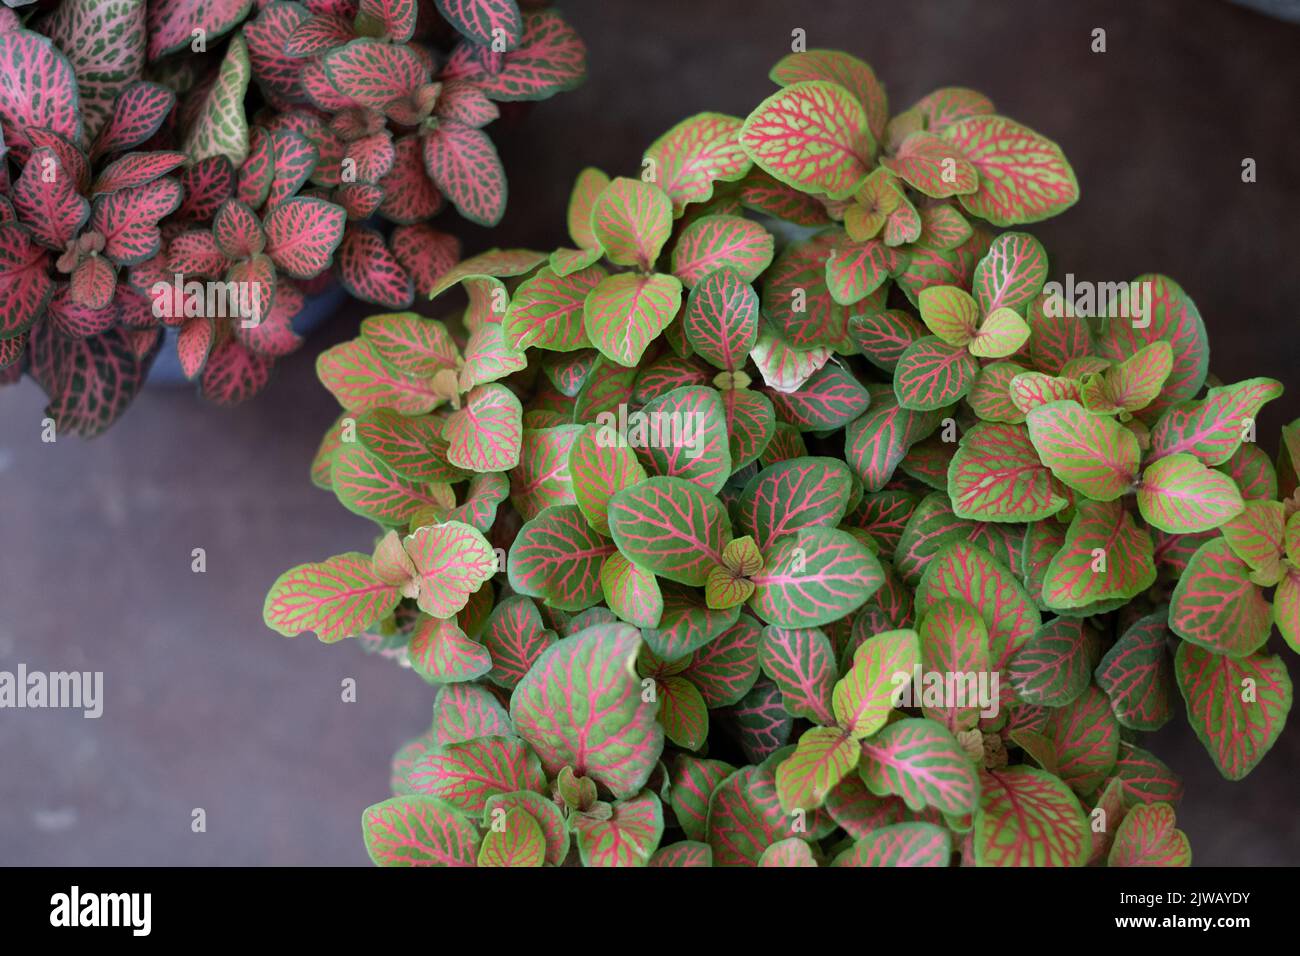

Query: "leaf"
<box><xmin>504</xmin><ymin>264</ymin><xmax>602</xmax><ymax>352</ymax></box>
<box><xmin>479</xmin><ymin>596</ymin><xmax>556</xmax><ymax>690</ymax></box>
<box><xmin>607</xmin><ymin>476</ymin><xmax>731</xmax><ymax>586</ymax></box>
<box><xmin>723</xmin><ymin>679</ymin><xmax>795</xmax><ymax>764</ymax></box>
<box><xmin>1081</xmin><ymin>340</ymin><xmax>1173</xmax><ymax>416</ymax></box>
<box><xmin>11</xmin><ymin>149</ymin><xmax>90</xmax><ymax>250</ymax></box>
<box><xmin>917</xmin><ymin>285</ymin><xmax>978</xmax><ymax>346</ymax></box>
<box><xmin>972</xmin><ymin>766</ymin><xmax>1088</xmax><ymax>866</ymax></box>
<box><xmin>972</xmin><ymin>232</ymin><xmax>1048</xmax><ymax>315</ymax></box>
<box><xmin>510</xmin><ymin>623</ymin><xmax>663</xmax><ymax>799</ymax></box>
<box><xmin>832</xmin><ymin>823</ymin><xmax>951</xmax><ymax>867</ymax></box>
<box><xmin>361</xmin><ymin>311</ymin><xmax>458</xmax><ymax>378</ymax></box>
<box><xmin>0</xmin><ymin>225</ymin><xmax>54</xmax><ymax>338</ymax></box>
<box><xmin>917</xmin><ymin>599</ymin><xmax>990</xmax><ymax>732</ymax></box>
<box><xmin>1042</xmin><ymin>686</ymin><xmax>1121</xmax><ymax>795</ymax></box>
<box><xmin>27</xmin><ymin>323</ymin><xmax>146</xmax><ymax>436</ymax></box>
<box><xmin>183</xmin><ymin>34</ymin><xmax>252</xmax><ymax>166</ymax></box>
<box><xmin>508</xmin><ymin>504</ymin><xmax>615</xmax><ymax>612</ymax></box>
<box><xmin>751</xmin><ymin>528</ymin><xmax>882</xmax><ymax>629</ymax></box>
<box><xmin>723</xmin><ymin>389</ymin><xmax>777</xmax><ymax>472</ymax></box>
<box><xmin>642</xmin><ymin>112</ymin><xmax>751</xmax><ymax>214</ymax></box>
<box><xmin>1168</xmin><ymin>537</ymin><xmax>1271</xmax><ymax>657</ymax></box>
<box><xmin>824</xmin><ymin>237</ymin><xmax>905</xmax><ymax>306</ymax></box>
<box><xmin>338</xmin><ymin>225</ymin><xmax>414</xmax><ymax>308</ymax></box>
<box><xmin>508</xmin><ymin>425</ymin><xmax>579</xmax><ymax>520</ymax></box>
<box><xmin>1095</xmin><ymin>612</ymin><xmax>1174</xmax><ymax>731</ymax></box>
<box><xmin>1137</xmin><ymin>453</ymin><xmax>1244</xmax><ymax>534</ymax></box>
<box><xmin>572</xmin><ymin>792</ymin><xmax>664</xmax><ymax>867</ymax></box>
<box><xmin>481</xmin><ymin>791</ymin><xmax>568</xmax><ymax>865</ymax></box>
<box><xmin>893</xmin><ymin>337</ymin><xmax>978</xmax><ymax>411</ymax></box>
<box><xmin>683</xmin><ymin>615</ymin><xmax>762</xmax><ymax>708</ymax></box>
<box><xmin>775</xmin><ymin>727</ymin><xmax>860</xmax><ymax>813</ymax></box>
<box><xmin>740</xmin><ymin>81</ymin><xmax>873</xmax><ymax>199</ymax></box>
<box><xmin>642</xmin><ymin>585</ymin><xmax>738</xmax><ymax>661</ymax></box>
<box><xmin>90</xmin><ymin>178</ymin><xmax>183</xmax><ymax>265</ymax></box>
<box><xmin>1040</xmin><ymin>499</ymin><xmax>1156</xmax><ymax>611</ymax></box>
<box><xmin>92</xmin><ymin>80</ymin><xmax>174</xmax><ymax>160</ymax></box>
<box><xmin>916</xmin><ymin>543</ymin><xmax>1039</xmax><ymax>675</ymax></box>
<box><xmin>1221</xmin><ymin>501</ymin><xmax>1287</xmax><ymax>585</ymax></box>
<box><xmin>845</xmin><ymin>387</ymin><xmax>943</xmax><ymax>492</ymax></box>
<box><xmin>949</xmin><ymin>421</ymin><xmax>1068</xmax><ymax>522</ymax></box>
<box><xmin>769</xmin><ymin>364</ymin><xmax>872</xmax><ymax>432</ymax></box>
<box><xmin>1010</xmin><ymin>372</ymin><xmax>1083</xmax><ymax>415</ymax></box>
<box><xmin>757</xmin><ymin>838</ymin><xmax>817</xmax><ymax>867</ymax></box>
<box><xmin>1175</xmin><ymin>642</ymin><xmax>1292</xmax><ymax>781</ymax></box>
<box><xmin>1095</xmin><ymin>274</ymin><xmax>1208</xmax><ymax>416</ymax></box>
<box><xmin>329</xmin><ymin>444</ymin><xmax>448</xmax><ymax>526</ymax></box>
<box><xmin>736</xmin><ymin>457</ymin><xmax>853</xmax><ymax>551</ymax></box>
<box><xmin>583</xmin><ymin>272</ymin><xmax>683</xmax><ymax>368</ymax></box>
<box><xmin>263</xmin><ymin>197</ymin><xmax>346</xmax><ymax>278</ymax></box>
<box><xmin>410</xmin><ymin>736</ymin><xmax>544</xmax><ymax>813</ymax></box>
<box><xmin>91</xmin><ymin>147</ymin><xmax>186</xmax><ymax>199</ymax></box>
<box><xmin>442</xmin><ymin>9</ymin><xmax>585</xmax><ymax>101</ymax></box>
<box><xmin>407</xmin><ymin>617</ymin><xmax>492</xmax><ymax>684</ymax></box>
<box><xmin>969</xmin><ymin>307</ymin><xmax>1030</xmax><ymax>359</ymax></box>
<box><xmin>362</xmin><ymin>795</ymin><xmax>479</xmax><ymax>866</ymax></box>
<box><xmin>833</xmin><ymin>629</ymin><xmax>920</xmax><ymax>739</ymax></box>
<box><xmin>475</xmin><ymin>806</ymin><xmax>545</xmax><ymax>867</ymax></box>
<box><xmin>859</xmin><ymin>718</ymin><xmax>981</xmax><ymax>816</ymax></box>
<box><xmin>402</xmin><ymin>521</ymin><xmax>497</xmax><ymax>620</ymax></box>
<box><xmin>762</xmin><ymin>232</ymin><xmax>852</xmax><ymax>349</ymax></box>
<box><xmin>769</xmin><ymin>49</ymin><xmax>888</xmax><ymax>140</ymax></box>
<box><xmin>1022</xmin><ymin>402</ymin><xmax>1140</xmax><ymax>503</ymax></box>
<box><xmin>316</xmin><ymin>339</ymin><xmax>442</xmax><ymax>415</ymax></box>
<box><xmin>564</xmin><ymin>166</ymin><xmax>607</xmax><ymax>249</ymax></box>
<box><xmin>1149</xmin><ymin>377</ymin><xmax>1284</xmax><ymax>466</ymax></box>
<box><xmin>706</xmin><ymin>763</ymin><xmax>804</xmax><ymax>865</ymax></box>
<box><xmin>0</xmin><ymin>28</ymin><xmax>83</xmax><ymax>156</ymax></box>
<box><xmin>430</xmin><ymin>683</ymin><xmax>511</xmax><ymax>746</ymax></box>
<box><xmin>941</xmin><ymin>115</ymin><xmax>1078</xmax><ymax>226</ymax></box>
<box><xmin>601</xmin><ymin>552</ymin><xmax>663</xmax><ymax>629</ymax></box>
<box><xmin>672</xmin><ymin>216</ymin><xmax>773</xmax><ymax>288</ymax></box>
<box><xmin>198</xmin><ymin>339</ymin><xmax>271</xmax><ymax>405</ymax></box>
<box><xmin>681</xmin><ymin>267</ymin><xmax>760</xmax><ymax>372</ymax></box>
<box><xmin>626</xmin><ymin>385</ymin><xmax>729</xmax><ymax>494</ymax></box>
<box><xmin>759</xmin><ymin>625</ymin><xmax>837</xmax><ymax>723</ymax></box>
<box><xmin>569</xmin><ymin>421</ymin><xmax>648</xmax><ymax>534</ymax></box>
<box><xmin>1107</xmin><ymin>803</ymin><xmax>1190</xmax><ymax>867</ymax></box>
<box><xmin>422</xmin><ymin>120</ymin><xmax>507</xmax><ymax>226</ymax></box>
<box><xmin>460</xmin><ymin>320</ymin><xmax>526</xmax><ymax>391</ymax></box>
<box><xmin>264</xmin><ymin>553</ymin><xmax>400</xmax><ymax>643</ymax></box>
<box><xmin>591</xmin><ymin>177</ymin><xmax>672</xmax><ymax>270</ymax></box>
<box><xmin>655</xmin><ymin>675</ymin><xmax>709</xmax><ymax>750</ymax></box>
<box><xmin>1276</xmin><ymin>568</ymin><xmax>1300</xmax><ymax>655</ymax></box>
<box><xmin>442</xmin><ymin>383</ymin><xmax>523</xmax><ymax>472</ymax></box>
<box><xmin>670</xmin><ymin>756</ymin><xmax>735</xmax><ymax>843</ymax></box>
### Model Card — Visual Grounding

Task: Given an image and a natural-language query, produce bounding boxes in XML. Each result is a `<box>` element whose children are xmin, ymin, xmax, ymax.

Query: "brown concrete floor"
<box><xmin>2</xmin><ymin>0</ymin><xmax>1299</xmax><ymax>865</ymax></box>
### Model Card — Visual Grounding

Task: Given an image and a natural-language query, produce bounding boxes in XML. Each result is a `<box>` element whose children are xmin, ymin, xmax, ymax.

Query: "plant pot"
<box><xmin>145</xmin><ymin>283</ymin><xmax>349</xmax><ymax>386</ymax></box>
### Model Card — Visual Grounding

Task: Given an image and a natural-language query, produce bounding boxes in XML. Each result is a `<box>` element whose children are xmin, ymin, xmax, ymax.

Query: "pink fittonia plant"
<box><xmin>0</xmin><ymin>0</ymin><xmax>584</xmax><ymax>435</ymax></box>
<box><xmin>266</xmin><ymin>49</ymin><xmax>1296</xmax><ymax>867</ymax></box>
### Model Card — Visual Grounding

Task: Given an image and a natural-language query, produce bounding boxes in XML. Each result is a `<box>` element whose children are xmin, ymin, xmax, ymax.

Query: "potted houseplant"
<box><xmin>265</xmin><ymin>49</ymin><xmax>1297</xmax><ymax>866</ymax></box>
<box><xmin>0</xmin><ymin>0</ymin><xmax>584</xmax><ymax>434</ymax></box>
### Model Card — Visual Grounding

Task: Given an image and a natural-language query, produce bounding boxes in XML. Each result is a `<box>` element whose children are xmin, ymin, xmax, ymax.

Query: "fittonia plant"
<box><xmin>266</xmin><ymin>50</ymin><xmax>1297</xmax><ymax>867</ymax></box>
<box><xmin>0</xmin><ymin>0</ymin><xmax>584</xmax><ymax>435</ymax></box>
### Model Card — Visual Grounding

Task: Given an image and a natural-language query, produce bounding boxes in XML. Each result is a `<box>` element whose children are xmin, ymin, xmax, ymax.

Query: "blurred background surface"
<box><xmin>3</xmin><ymin>0</ymin><xmax>1299</xmax><ymax>864</ymax></box>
